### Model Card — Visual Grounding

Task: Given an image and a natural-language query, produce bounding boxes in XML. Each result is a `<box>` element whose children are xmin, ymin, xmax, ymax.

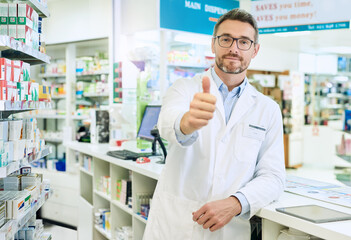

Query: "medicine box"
<box><xmin>8</xmin><ymin>120</ymin><xmax>22</xmax><ymax>141</ymax></box>
<box><xmin>8</xmin><ymin>25</ymin><xmax>16</xmax><ymax>38</ymax></box>
<box><xmin>0</xmin><ymin>121</ymin><xmax>8</xmax><ymax>140</ymax></box>
<box><xmin>17</xmin><ymin>4</ymin><xmax>34</xmax><ymax>29</ymax></box>
<box><xmin>17</xmin><ymin>25</ymin><xmax>33</xmax><ymax>46</ymax></box>
<box><xmin>8</xmin><ymin>3</ymin><xmax>16</xmax><ymax>25</ymax></box>
<box><xmin>0</xmin><ymin>3</ymin><xmax>8</xmax><ymax>25</ymax></box>
<box><xmin>0</xmin><ymin>3</ymin><xmax>8</xmax><ymax>36</ymax></box>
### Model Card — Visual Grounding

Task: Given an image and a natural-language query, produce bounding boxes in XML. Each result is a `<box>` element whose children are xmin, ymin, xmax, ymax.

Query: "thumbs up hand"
<box><xmin>180</xmin><ymin>76</ymin><xmax>217</xmax><ymax>135</ymax></box>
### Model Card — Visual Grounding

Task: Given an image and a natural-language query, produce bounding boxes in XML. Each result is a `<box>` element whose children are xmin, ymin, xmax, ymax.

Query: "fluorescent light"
<box><xmin>274</xmin><ymin>31</ymin><xmax>311</xmax><ymax>37</ymax></box>
<box><xmin>319</xmin><ymin>46</ymin><xmax>351</xmax><ymax>54</ymax></box>
<box><xmin>174</xmin><ymin>33</ymin><xmax>212</xmax><ymax>45</ymax></box>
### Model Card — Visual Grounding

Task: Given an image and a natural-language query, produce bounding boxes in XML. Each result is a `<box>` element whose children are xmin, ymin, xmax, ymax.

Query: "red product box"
<box><xmin>0</xmin><ymin>58</ymin><xmax>6</xmax><ymax>81</ymax></box>
<box><xmin>4</xmin><ymin>59</ymin><xmax>21</xmax><ymax>82</ymax></box>
<box><xmin>6</xmin><ymin>81</ymin><xmax>17</xmax><ymax>101</ymax></box>
<box><xmin>0</xmin><ymin>80</ymin><xmax>7</xmax><ymax>100</ymax></box>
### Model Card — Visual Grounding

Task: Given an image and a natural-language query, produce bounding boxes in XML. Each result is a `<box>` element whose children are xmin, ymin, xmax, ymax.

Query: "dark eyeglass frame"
<box><xmin>213</xmin><ymin>35</ymin><xmax>256</xmax><ymax>51</ymax></box>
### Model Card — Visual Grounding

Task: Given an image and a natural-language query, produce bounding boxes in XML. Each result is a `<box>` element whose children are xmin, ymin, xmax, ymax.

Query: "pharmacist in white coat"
<box><xmin>143</xmin><ymin>9</ymin><xmax>285</xmax><ymax>240</ymax></box>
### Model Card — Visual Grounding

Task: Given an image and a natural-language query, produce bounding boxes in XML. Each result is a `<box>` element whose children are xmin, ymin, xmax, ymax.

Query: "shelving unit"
<box><xmin>65</xmin><ymin>141</ymin><xmax>162</xmax><ymax>240</ymax></box>
<box><xmin>0</xmin><ymin>0</ymin><xmax>53</xmax><ymax>237</ymax></box>
<box><xmin>0</xmin><ymin>189</ymin><xmax>52</xmax><ymax>239</ymax></box>
<box><xmin>0</xmin><ymin>145</ymin><xmax>51</xmax><ymax>178</ymax></box>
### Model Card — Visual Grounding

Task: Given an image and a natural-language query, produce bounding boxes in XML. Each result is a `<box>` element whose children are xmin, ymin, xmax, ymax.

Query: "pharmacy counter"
<box><xmin>65</xmin><ymin>142</ymin><xmax>351</xmax><ymax>240</ymax></box>
<box><xmin>257</xmin><ymin>192</ymin><xmax>351</xmax><ymax>240</ymax></box>
<box><xmin>65</xmin><ymin>141</ymin><xmax>164</xmax><ymax>180</ymax></box>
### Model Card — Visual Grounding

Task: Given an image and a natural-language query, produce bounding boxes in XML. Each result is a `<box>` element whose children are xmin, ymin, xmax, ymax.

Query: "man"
<box><xmin>143</xmin><ymin>8</ymin><xmax>285</xmax><ymax>240</ymax></box>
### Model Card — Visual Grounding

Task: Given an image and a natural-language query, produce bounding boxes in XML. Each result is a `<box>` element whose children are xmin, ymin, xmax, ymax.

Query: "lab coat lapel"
<box><xmin>226</xmin><ymin>83</ymin><xmax>257</xmax><ymax>130</ymax></box>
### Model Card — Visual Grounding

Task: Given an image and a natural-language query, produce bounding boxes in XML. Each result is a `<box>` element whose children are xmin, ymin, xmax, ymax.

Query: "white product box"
<box><xmin>8</xmin><ymin>25</ymin><xmax>16</xmax><ymax>38</ymax></box>
<box><xmin>4</xmin><ymin>141</ymin><xmax>13</xmax><ymax>163</ymax></box>
<box><xmin>0</xmin><ymin>121</ymin><xmax>8</xmax><ymax>141</ymax></box>
<box><xmin>32</xmin><ymin>30</ymin><xmax>39</xmax><ymax>50</ymax></box>
<box><xmin>32</xmin><ymin>8</ymin><xmax>38</xmax><ymax>32</ymax></box>
<box><xmin>16</xmin><ymin>25</ymin><xmax>32</xmax><ymax>46</ymax></box>
<box><xmin>11</xmin><ymin>139</ymin><xmax>26</xmax><ymax>160</ymax></box>
<box><xmin>21</xmin><ymin>62</ymin><xmax>30</xmax><ymax>82</ymax></box>
<box><xmin>8</xmin><ymin>120</ymin><xmax>22</xmax><ymax>141</ymax></box>
<box><xmin>30</xmin><ymin>82</ymin><xmax>39</xmax><ymax>101</ymax></box>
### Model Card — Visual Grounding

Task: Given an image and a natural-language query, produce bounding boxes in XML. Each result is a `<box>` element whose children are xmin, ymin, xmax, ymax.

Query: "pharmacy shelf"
<box><xmin>0</xmin><ymin>145</ymin><xmax>52</xmax><ymax>178</ymax></box>
<box><xmin>24</xmin><ymin>114</ymin><xmax>66</xmax><ymax>119</ymax></box>
<box><xmin>167</xmin><ymin>63</ymin><xmax>210</xmax><ymax>68</ymax></box>
<box><xmin>111</xmin><ymin>200</ymin><xmax>133</xmax><ymax>215</ymax></box>
<box><xmin>44</xmin><ymin>138</ymin><xmax>63</xmax><ymax>143</ymax></box>
<box><xmin>22</xmin><ymin>0</ymin><xmax>50</xmax><ymax>18</ymax></box>
<box><xmin>0</xmin><ymin>35</ymin><xmax>50</xmax><ymax>65</ymax></box>
<box><xmin>327</xmin><ymin>93</ymin><xmax>346</xmax><ymax>99</ymax></box>
<box><xmin>94</xmin><ymin>189</ymin><xmax>111</xmax><ymax>201</ymax></box>
<box><xmin>72</xmin><ymin>115</ymin><xmax>89</xmax><ymax>120</ymax></box>
<box><xmin>0</xmin><ymin>189</ymin><xmax>52</xmax><ymax>239</ymax></box>
<box><xmin>51</xmin><ymin>95</ymin><xmax>66</xmax><ymax>100</ymax></box>
<box><xmin>80</xmin><ymin>167</ymin><xmax>93</xmax><ymax>176</ymax></box>
<box><xmin>94</xmin><ymin>225</ymin><xmax>111</xmax><ymax>239</ymax></box>
<box><xmin>38</xmin><ymin>73</ymin><xmax>65</xmax><ymax>78</ymax></box>
<box><xmin>83</xmin><ymin>92</ymin><xmax>109</xmax><ymax>98</ymax></box>
<box><xmin>134</xmin><ymin>213</ymin><xmax>147</xmax><ymax>224</ymax></box>
<box><xmin>0</xmin><ymin>100</ymin><xmax>52</xmax><ymax>118</ymax></box>
<box><xmin>76</xmin><ymin>71</ymin><xmax>109</xmax><ymax>77</ymax></box>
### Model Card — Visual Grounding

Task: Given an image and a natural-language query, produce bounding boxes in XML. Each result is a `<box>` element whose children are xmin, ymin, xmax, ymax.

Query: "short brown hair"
<box><xmin>213</xmin><ymin>8</ymin><xmax>259</xmax><ymax>43</ymax></box>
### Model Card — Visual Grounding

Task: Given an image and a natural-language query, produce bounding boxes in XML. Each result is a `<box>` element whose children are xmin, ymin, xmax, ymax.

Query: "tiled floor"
<box><xmin>44</xmin><ymin>223</ymin><xmax>77</xmax><ymax>239</ymax></box>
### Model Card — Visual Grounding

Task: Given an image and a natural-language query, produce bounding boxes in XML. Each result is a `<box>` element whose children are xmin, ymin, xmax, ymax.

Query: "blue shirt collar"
<box><xmin>210</xmin><ymin>67</ymin><xmax>247</xmax><ymax>97</ymax></box>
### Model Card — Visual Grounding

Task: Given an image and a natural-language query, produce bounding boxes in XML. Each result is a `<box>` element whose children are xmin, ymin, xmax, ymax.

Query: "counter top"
<box><xmin>66</xmin><ymin>141</ymin><xmax>351</xmax><ymax>240</ymax></box>
<box><xmin>257</xmin><ymin>192</ymin><xmax>351</xmax><ymax>240</ymax></box>
<box><xmin>65</xmin><ymin>141</ymin><xmax>163</xmax><ymax>180</ymax></box>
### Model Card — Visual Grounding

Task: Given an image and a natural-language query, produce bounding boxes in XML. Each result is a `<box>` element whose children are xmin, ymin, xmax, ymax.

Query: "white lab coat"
<box><xmin>143</xmin><ymin>69</ymin><xmax>285</xmax><ymax>240</ymax></box>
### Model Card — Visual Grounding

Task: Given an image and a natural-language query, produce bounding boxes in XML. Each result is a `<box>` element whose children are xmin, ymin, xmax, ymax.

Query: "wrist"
<box><xmin>229</xmin><ymin>195</ymin><xmax>242</xmax><ymax>216</ymax></box>
<box><xmin>180</xmin><ymin>112</ymin><xmax>194</xmax><ymax>135</ymax></box>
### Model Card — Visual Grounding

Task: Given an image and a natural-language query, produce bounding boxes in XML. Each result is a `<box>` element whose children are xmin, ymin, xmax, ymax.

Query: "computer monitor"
<box><xmin>137</xmin><ymin>105</ymin><xmax>161</xmax><ymax>141</ymax></box>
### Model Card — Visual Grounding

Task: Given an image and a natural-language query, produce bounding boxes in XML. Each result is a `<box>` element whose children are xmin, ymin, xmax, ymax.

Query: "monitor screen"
<box><xmin>137</xmin><ymin>105</ymin><xmax>161</xmax><ymax>141</ymax></box>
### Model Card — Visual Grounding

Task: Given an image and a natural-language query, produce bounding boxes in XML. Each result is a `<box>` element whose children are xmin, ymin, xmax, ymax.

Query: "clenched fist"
<box><xmin>180</xmin><ymin>76</ymin><xmax>217</xmax><ymax>135</ymax></box>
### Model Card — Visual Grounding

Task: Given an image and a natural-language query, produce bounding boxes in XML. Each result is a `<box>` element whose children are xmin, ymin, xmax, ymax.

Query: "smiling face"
<box><xmin>212</xmin><ymin>20</ymin><xmax>260</xmax><ymax>75</ymax></box>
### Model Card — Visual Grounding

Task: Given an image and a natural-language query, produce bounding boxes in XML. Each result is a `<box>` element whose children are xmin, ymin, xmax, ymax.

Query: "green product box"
<box><xmin>8</xmin><ymin>3</ymin><xmax>16</xmax><ymax>25</ymax></box>
<box><xmin>0</xmin><ymin>3</ymin><xmax>8</xmax><ymax>25</ymax></box>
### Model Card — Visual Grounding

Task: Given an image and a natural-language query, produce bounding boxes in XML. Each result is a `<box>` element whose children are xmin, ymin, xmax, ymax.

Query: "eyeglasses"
<box><xmin>214</xmin><ymin>35</ymin><xmax>255</xmax><ymax>51</ymax></box>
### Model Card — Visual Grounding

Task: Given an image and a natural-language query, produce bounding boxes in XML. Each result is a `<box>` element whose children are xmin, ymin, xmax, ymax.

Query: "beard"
<box><xmin>215</xmin><ymin>53</ymin><xmax>248</xmax><ymax>74</ymax></box>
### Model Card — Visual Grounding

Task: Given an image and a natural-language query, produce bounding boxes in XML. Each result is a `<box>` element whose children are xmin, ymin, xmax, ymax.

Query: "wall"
<box><xmin>43</xmin><ymin>0</ymin><xmax>112</xmax><ymax>44</ymax></box>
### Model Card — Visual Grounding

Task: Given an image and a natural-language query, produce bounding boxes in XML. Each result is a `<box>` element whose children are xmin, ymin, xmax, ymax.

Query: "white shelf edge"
<box><xmin>94</xmin><ymin>189</ymin><xmax>111</xmax><ymax>201</ymax></box>
<box><xmin>0</xmin><ymin>35</ymin><xmax>50</xmax><ymax>65</ymax></box>
<box><xmin>94</xmin><ymin>225</ymin><xmax>111</xmax><ymax>239</ymax></box>
<box><xmin>134</xmin><ymin>213</ymin><xmax>147</xmax><ymax>224</ymax></box>
<box><xmin>26</xmin><ymin>0</ymin><xmax>50</xmax><ymax>18</ymax></box>
<box><xmin>111</xmin><ymin>200</ymin><xmax>133</xmax><ymax>215</ymax></box>
<box><xmin>0</xmin><ymin>145</ymin><xmax>52</xmax><ymax>178</ymax></box>
<box><xmin>24</xmin><ymin>114</ymin><xmax>66</xmax><ymax>119</ymax></box>
<box><xmin>83</xmin><ymin>93</ymin><xmax>109</xmax><ymax>98</ymax></box>
<box><xmin>44</xmin><ymin>138</ymin><xmax>63</xmax><ymax>143</ymax></box>
<box><xmin>80</xmin><ymin>167</ymin><xmax>93</xmax><ymax>176</ymax></box>
<box><xmin>39</xmin><ymin>71</ymin><xmax>109</xmax><ymax>78</ymax></box>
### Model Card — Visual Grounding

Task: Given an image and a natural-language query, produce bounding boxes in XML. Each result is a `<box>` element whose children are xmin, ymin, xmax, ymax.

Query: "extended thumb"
<box><xmin>202</xmin><ymin>76</ymin><xmax>210</xmax><ymax>93</ymax></box>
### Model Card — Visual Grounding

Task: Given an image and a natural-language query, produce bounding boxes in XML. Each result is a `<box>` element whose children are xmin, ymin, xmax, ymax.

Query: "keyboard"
<box><xmin>107</xmin><ymin>149</ymin><xmax>150</xmax><ymax>161</ymax></box>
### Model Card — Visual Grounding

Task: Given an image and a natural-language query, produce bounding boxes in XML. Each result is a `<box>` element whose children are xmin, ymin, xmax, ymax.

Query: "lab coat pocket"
<box><xmin>234</xmin><ymin>123</ymin><xmax>263</xmax><ymax>163</ymax></box>
<box><xmin>151</xmin><ymin>191</ymin><xmax>198</xmax><ymax>240</ymax></box>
